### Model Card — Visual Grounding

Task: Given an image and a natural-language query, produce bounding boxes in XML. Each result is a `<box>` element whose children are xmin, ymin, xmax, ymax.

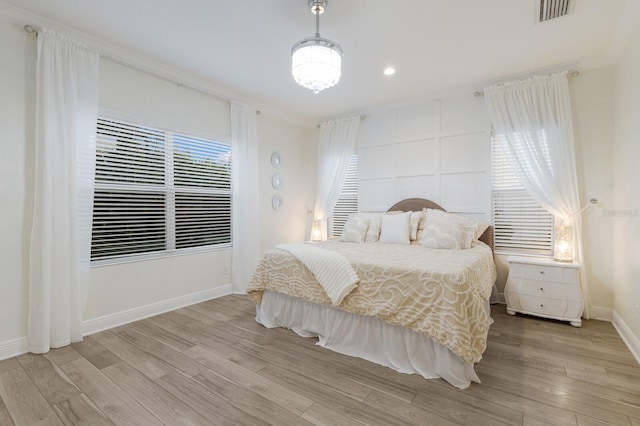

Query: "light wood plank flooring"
<box><xmin>1</xmin><ymin>295</ymin><xmax>639</xmax><ymax>425</ymax></box>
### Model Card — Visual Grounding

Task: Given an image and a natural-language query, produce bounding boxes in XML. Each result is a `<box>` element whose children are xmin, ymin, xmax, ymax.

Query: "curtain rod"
<box><xmin>473</xmin><ymin>70</ymin><xmax>580</xmax><ymax>97</ymax></box>
<box><xmin>23</xmin><ymin>24</ymin><xmax>262</xmax><ymax>115</ymax></box>
<box><xmin>316</xmin><ymin>115</ymin><xmax>367</xmax><ymax>128</ymax></box>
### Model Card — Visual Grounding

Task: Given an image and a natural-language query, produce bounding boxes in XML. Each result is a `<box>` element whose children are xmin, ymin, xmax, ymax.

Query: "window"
<box><xmin>91</xmin><ymin>117</ymin><xmax>231</xmax><ymax>261</ymax></box>
<box><xmin>329</xmin><ymin>155</ymin><xmax>358</xmax><ymax>238</ymax></box>
<box><xmin>491</xmin><ymin>134</ymin><xmax>554</xmax><ymax>256</ymax></box>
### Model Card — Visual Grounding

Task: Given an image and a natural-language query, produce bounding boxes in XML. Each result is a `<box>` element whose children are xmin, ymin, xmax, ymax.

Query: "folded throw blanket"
<box><xmin>276</xmin><ymin>243</ymin><xmax>359</xmax><ymax>306</ymax></box>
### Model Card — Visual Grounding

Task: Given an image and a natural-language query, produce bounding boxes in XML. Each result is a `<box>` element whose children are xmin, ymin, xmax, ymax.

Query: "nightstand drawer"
<box><xmin>517</xmin><ymin>295</ymin><xmax>582</xmax><ymax>319</ymax></box>
<box><xmin>522</xmin><ymin>263</ymin><xmax>578</xmax><ymax>285</ymax></box>
<box><xmin>513</xmin><ymin>279</ymin><xmax>582</xmax><ymax>301</ymax></box>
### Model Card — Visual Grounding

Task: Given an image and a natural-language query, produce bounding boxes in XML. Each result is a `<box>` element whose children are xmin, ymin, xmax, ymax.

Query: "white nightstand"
<box><xmin>504</xmin><ymin>256</ymin><xmax>584</xmax><ymax>327</ymax></box>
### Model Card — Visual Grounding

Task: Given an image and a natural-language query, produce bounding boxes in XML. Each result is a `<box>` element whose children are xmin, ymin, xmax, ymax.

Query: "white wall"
<box><xmin>570</xmin><ymin>67</ymin><xmax>616</xmax><ymax>316</ymax></box>
<box><xmin>0</xmin><ymin>14</ymin><xmax>36</xmax><ymax>351</ymax></box>
<box><xmin>358</xmin><ymin>93</ymin><xmax>491</xmax><ymax>219</ymax></box>
<box><xmin>257</xmin><ymin>115</ymin><xmax>316</xmax><ymax>254</ymax></box>
<box><xmin>612</xmin><ymin>19</ymin><xmax>640</xmax><ymax>352</ymax></box>
<box><xmin>98</xmin><ymin>59</ymin><xmax>231</xmax><ymax>140</ymax></box>
<box><xmin>0</xmin><ymin>14</ymin><xmax>316</xmax><ymax>358</ymax></box>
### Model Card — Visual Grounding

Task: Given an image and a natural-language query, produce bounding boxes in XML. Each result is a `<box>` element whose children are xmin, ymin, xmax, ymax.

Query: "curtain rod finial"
<box><xmin>24</xmin><ymin>24</ymin><xmax>37</xmax><ymax>33</ymax></box>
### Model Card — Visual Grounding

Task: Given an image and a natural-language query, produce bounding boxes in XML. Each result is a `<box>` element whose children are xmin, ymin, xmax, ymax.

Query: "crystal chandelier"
<box><xmin>291</xmin><ymin>0</ymin><xmax>343</xmax><ymax>94</ymax></box>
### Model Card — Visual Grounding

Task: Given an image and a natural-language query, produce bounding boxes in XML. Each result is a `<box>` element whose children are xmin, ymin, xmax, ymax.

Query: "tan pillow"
<box><xmin>365</xmin><ymin>216</ymin><xmax>382</xmax><ymax>242</ymax></box>
<box><xmin>418</xmin><ymin>208</ymin><xmax>428</xmax><ymax>230</ymax></box>
<box><xmin>474</xmin><ymin>220</ymin><xmax>490</xmax><ymax>240</ymax></box>
<box><xmin>409</xmin><ymin>210</ymin><xmax>428</xmax><ymax>240</ymax></box>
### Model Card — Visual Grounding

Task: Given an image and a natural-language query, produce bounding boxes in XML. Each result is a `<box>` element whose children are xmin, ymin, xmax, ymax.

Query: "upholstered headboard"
<box><xmin>387</xmin><ymin>198</ymin><xmax>494</xmax><ymax>253</ymax></box>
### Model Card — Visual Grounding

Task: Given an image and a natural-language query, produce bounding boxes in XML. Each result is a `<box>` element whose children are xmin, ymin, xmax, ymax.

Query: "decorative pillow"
<box><xmin>340</xmin><ymin>217</ymin><xmax>369</xmax><ymax>243</ymax></box>
<box><xmin>474</xmin><ymin>220</ymin><xmax>490</xmax><ymax>240</ymax></box>
<box><xmin>346</xmin><ymin>213</ymin><xmax>383</xmax><ymax>243</ymax></box>
<box><xmin>409</xmin><ymin>211</ymin><xmax>419</xmax><ymax>240</ymax></box>
<box><xmin>365</xmin><ymin>216</ymin><xmax>382</xmax><ymax>242</ymax></box>
<box><xmin>409</xmin><ymin>210</ymin><xmax>427</xmax><ymax>240</ymax></box>
<box><xmin>379</xmin><ymin>211</ymin><xmax>411</xmax><ymax>245</ymax></box>
<box><xmin>419</xmin><ymin>209</ymin><xmax>477</xmax><ymax>249</ymax></box>
<box><xmin>418</xmin><ymin>208</ymin><xmax>428</xmax><ymax>230</ymax></box>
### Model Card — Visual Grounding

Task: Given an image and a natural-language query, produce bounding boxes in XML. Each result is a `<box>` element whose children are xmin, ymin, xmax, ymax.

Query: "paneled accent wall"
<box><xmin>358</xmin><ymin>94</ymin><xmax>491</xmax><ymax>220</ymax></box>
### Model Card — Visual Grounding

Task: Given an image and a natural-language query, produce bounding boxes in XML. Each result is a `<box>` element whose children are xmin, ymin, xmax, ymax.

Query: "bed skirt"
<box><xmin>255</xmin><ymin>290</ymin><xmax>481</xmax><ymax>389</ymax></box>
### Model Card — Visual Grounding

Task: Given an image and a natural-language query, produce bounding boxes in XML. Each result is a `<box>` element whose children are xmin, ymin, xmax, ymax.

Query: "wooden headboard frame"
<box><xmin>387</xmin><ymin>198</ymin><xmax>495</xmax><ymax>253</ymax></box>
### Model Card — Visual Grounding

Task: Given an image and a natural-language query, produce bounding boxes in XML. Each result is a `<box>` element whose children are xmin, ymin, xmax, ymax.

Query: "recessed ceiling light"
<box><xmin>383</xmin><ymin>67</ymin><xmax>396</xmax><ymax>76</ymax></box>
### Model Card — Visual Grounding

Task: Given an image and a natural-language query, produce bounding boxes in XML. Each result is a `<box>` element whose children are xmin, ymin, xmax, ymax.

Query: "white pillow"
<box><xmin>419</xmin><ymin>209</ymin><xmax>477</xmax><ymax>249</ymax></box>
<box><xmin>340</xmin><ymin>217</ymin><xmax>369</xmax><ymax>243</ymax></box>
<box><xmin>365</xmin><ymin>216</ymin><xmax>382</xmax><ymax>242</ymax></box>
<box><xmin>379</xmin><ymin>212</ymin><xmax>411</xmax><ymax>245</ymax></box>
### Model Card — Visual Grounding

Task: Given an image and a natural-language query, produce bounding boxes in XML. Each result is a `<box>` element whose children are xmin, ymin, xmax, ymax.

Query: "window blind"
<box><xmin>173</xmin><ymin>133</ymin><xmax>232</xmax><ymax>249</ymax></box>
<box><xmin>92</xmin><ymin>190</ymin><xmax>166</xmax><ymax>259</ymax></box>
<box><xmin>329</xmin><ymin>155</ymin><xmax>358</xmax><ymax>237</ymax></box>
<box><xmin>491</xmin><ymin>135</ymin><xmax>554</xmax><ymax>256</ymax></box>
<box><xmin>92</xmin><ymin>118</ymin><xmax>231</xmax><ymax>261</ymax></box>
<box><xmin>95</xmin><ymin>119</ymin><xmax>165</xmax><ymax>185</ymax></box>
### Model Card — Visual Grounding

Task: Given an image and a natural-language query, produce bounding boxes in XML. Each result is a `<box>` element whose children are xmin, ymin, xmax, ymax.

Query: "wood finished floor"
<box><xmin>1</xmin><ymin>296</ymin><xmax>639</xmax><ymax>426</ymax></box>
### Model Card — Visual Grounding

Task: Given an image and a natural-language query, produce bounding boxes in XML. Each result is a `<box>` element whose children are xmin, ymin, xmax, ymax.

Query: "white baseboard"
<box><xmin>1</xmin><ymin>285</ymin><xmax>233</xmax><ymax>361</ymax></box>
<box><xmin>589</xmin><ymin>306</ymin><xmax>613</xmax><ymax>322</ymax></box>
<box><xmin>1</xmin><ymin>285</ymin><xmax>232</xmax><ymax>361</ymax></box>
<box><xmin>485</xmin><ymin>297</ymin><xmax>636</xmax><ymax>364</ymax></box>
<box><xmin>0</xmin><ymin>337</ymin><xmax>28</xmax><ymax>362</ymax></box>
<box><xmin>612</xmin><ymin>311</ymin><xmax>640</xmax><ymax>365</ymax></box>
<box><xmin>82</xmin><ymin>284</ymin><xmax>232</xmax><ymax>336</ymax></box>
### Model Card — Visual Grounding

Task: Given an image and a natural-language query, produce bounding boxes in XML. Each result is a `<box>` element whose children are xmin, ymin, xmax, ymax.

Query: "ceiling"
<box><xmin>3</xmin><ymin>0</ymin><xmax>635</xmax><ymax>123</ymax></box>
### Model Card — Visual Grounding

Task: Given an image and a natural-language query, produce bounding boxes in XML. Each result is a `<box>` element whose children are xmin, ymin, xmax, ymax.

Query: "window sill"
<box><xmin>91</xmin><ymin>243</ymin><xmax>232</xmax><ymax>268</ymax></box>
<box><xmin>494</xmin><ymin>249</ymin><xmax>553</xmax><ymax>260</ymax></box>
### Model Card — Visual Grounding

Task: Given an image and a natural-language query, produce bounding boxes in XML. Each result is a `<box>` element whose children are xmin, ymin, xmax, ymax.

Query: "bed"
<box><xmin>247</xmin><ymin>198</ymin><xmax>497</xmax><ymax>389</ymax></box>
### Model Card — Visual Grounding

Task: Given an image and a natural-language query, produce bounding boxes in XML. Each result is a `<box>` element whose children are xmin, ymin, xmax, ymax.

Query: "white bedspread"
<box><xmin>249</xmin><ymin>241</ymin><xmax>496</xmax><ymax>363</ymax></box>
<box><xmin>276</xmin><ymin>243</ymin><xmax>359</xmax><ymax>306</ymax></box>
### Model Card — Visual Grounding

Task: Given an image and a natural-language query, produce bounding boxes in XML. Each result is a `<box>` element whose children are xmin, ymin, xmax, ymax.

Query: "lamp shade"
<box><xmin>311</xmin><ymin>218</ymin><xmax>323</xmax><ymax>241</ymax></box>
<box><xmin>292</xmin><ymin>37</ymin><xmax>342</xmax><ymax>94</ymax></box>
<box><xmin>554</xmin><ymin>223</ymin><xmax>574</xmax><ymax>262</ymax></box>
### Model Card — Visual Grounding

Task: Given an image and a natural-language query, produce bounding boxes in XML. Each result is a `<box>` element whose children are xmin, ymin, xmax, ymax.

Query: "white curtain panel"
<box><xmin>28</xmin><ymin>28</ymin><xmax>99</xmax><ymax>352</ymax></box>
<box><xmin>231</xmin><ymin>101</ymin><xmax>260</xmax><ymax>293</ymax></box>
<box><xmin>313</xmin><ymin>115</ymin><xmax>361</xmax><ymax>239</ymax></box>
<box><xmin>484</xmin><ymin>72</ymin><xmax>591</xmax><ymax>318</ymax></box>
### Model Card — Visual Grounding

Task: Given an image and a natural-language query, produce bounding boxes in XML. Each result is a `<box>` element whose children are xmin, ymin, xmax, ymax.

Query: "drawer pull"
<box><xmin>539</xmin><ymin>271</ymin><xmax>545</xmax><ymax>275</ymax></box>
<box><xmin>540</xmin><ymin>287</ymin><xmax>544</xmax><ymax>291</ymax></box>
<box><xmin>540</xmin><ymin>304</ymin><xmax>544</xmax><ymax>308</ymax></box>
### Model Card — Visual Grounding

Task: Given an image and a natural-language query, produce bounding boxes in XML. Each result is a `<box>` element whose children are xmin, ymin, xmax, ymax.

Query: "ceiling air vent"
<box><xmin>539</xmin><ymin>0</ymin><xmax>572</xmax><ymax>22</ymax></box>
